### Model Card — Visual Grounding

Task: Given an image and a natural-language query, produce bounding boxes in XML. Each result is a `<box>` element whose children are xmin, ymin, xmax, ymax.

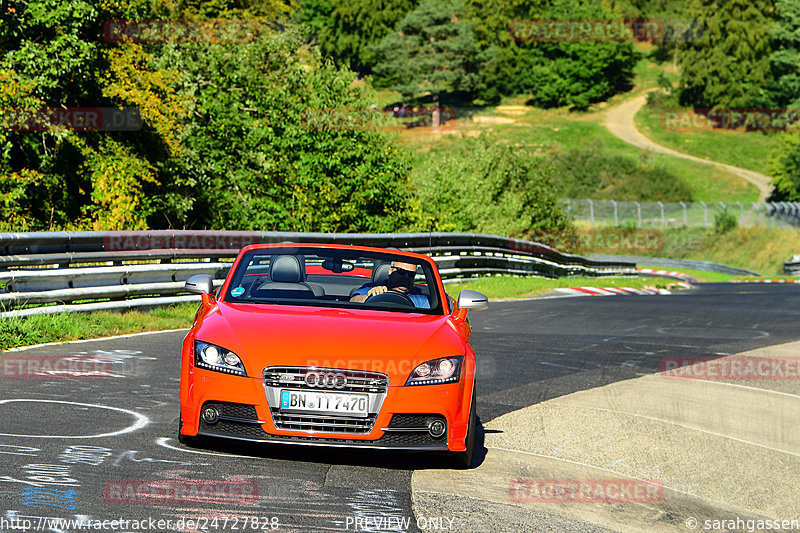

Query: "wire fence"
<box><xmin>563</xmin><ymin>200</ymin><xmax>800</xmax><ymax>228</ymax></box>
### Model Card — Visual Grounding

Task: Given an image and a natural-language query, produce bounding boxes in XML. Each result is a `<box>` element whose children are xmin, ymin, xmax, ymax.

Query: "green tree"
<box><xmin>156</xmin><ymin>27</ymin><xmax>413</xmax><ymax>231</ymax></box>
<box><xmin>151</xmin><ymin>0</ymin><xmax>294</xmax><ymax>19</ymax></box>
<box><xmin>516</xmin><ymin>0</ymin><xmax>637</xmax><ymax>110</ymax></box>
<box><xmin>764</xmin><ymin>0</ymin><xmax>800</xmax><ymax>108</ymax></box>
<box><xmin>678</xmin><ymin>0</ymin><xmax>774</xmax><ymax>109</ymax></box>
<box><xmin>372</xmin><ymin>0</ymin><xmax>480</xmax><ymax>126</ymax></box>
<box><xmin>465</xmin><ymin>0</ymin><xmax>637</xmax><ymax>108</ymax></box>
<box><xmin>768</xmin><ymin>133</ymin><xmax>800</xmax><ymax>201</ymax></box>
<box><xmin>766</xmin><ymin>1</ymin><xmax>800</xmax><ymax>202</ymax></box>
<box><xmin>464</xmin><ymin>0</ymin><xmax>536</xmax><ymax>102</ymax></box>
<box><xmin>0</xmin><ymin>0</ymin><xmax>181</xmax><ymax>230</ymax></box>
<box><xmin>297</xmin><ymin>0</ymin><xmax>416</xmax><ymax>74</ymax></box>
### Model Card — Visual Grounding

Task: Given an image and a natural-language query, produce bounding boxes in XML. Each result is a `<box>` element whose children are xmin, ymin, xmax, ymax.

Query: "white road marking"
<box><xmin>0</xmin><ymin>399</ymin><xmax>149</xmax><ymax>438</ymax></box>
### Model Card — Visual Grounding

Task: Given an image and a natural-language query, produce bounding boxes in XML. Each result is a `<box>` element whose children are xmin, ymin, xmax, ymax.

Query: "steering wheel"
<box><xmin>365</xmin><ymin>290</ymin><xmax>415</xmax><ymax>307</ymax></box>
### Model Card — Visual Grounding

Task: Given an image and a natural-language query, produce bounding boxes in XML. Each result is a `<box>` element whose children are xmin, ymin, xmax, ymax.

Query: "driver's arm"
<box><xmin>350</xmin><ymin>285</ymin><xmax>388</xmax><ymax>302</ymax></box>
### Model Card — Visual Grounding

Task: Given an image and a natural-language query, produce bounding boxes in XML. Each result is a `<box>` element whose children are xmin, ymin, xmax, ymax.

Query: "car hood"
<box><xmin>195</xmin><ymin>302</ymin><xmax>465</xmax><ymax>382</ymax></box>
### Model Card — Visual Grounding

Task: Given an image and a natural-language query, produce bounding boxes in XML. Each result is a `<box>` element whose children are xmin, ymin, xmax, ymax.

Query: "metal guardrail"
<box><xmin>587</xmin><ymin>254</ymin><xmax>762</xmax><ymax>277</ymax></box>
<box><xmin>0</xmin><ymin>231</ymin><xmax>636</xmax><ymax>317</ymax></box>
<box><xmin>785</xmin><ymin>256</ymin><xmax>800</xmax><ymax>276</ymax></box>
<box><xmin>565</xmin><ymin>199</ymin><xmax>800</xmax><ymax>228</ymax></box>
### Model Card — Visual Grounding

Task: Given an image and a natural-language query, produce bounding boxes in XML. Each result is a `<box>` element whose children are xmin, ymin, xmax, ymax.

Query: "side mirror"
<box><xmin>457</xmin><ymin>290</ymin><xmax>488</xmax><ymax>311</ymax></box>
<box><xmin>185</xmin><ymin>274</ymin><xmax>214</xmax><ymax>295</ymax></box>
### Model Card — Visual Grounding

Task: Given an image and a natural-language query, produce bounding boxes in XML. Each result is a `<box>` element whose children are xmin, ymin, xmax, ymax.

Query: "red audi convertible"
<box><xmin>179</xmin><ymin>243</ymin><xmax>488</xmax><ymax>467</ymax></box>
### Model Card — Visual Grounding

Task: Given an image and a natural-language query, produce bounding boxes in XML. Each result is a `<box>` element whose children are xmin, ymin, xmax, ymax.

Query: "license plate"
<box><xmin>280</xmin><ymin>390</ymin><xmax>369</xmax><ymax>418</ymax></box>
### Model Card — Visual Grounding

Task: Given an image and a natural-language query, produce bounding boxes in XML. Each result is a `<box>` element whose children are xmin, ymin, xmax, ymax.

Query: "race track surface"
<box><xmin>1</xmin><ymin>283</ymin><xmax>799</xmax><ymax>532</ymax></box>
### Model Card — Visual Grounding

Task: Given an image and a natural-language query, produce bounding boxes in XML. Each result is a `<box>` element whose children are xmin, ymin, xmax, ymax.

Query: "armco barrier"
<box><xmin>785</xmin><ymin>255</ymin><xmax>800</xmax><ymax>276</ymax></box>
<box><xmin>0</xmin><ymin>231</ymin><xmax>635</xmax><ymax>317</ymax></box>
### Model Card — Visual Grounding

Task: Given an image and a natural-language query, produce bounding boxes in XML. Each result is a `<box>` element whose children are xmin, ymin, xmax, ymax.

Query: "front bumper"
<box><xmin>180</xmin><ymin>365</ymin><xmax>471</xmax><ymax>452</ymax></box>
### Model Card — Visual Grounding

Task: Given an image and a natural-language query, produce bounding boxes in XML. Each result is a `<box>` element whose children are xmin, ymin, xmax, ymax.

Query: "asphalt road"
<box><xmin>0</xmin><ymin>283</ymin><xmax>798</xmax><ymax>533</ymax></box>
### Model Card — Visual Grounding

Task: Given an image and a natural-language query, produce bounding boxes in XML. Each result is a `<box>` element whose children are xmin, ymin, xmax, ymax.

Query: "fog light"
<box><xmin>428</xmin><ymin>419</ymin><xmax>446</xmax><ymax>438</ymax></box>
<box><xmin>202</xmin><ymin>407</ymin><xmax>219</xmax><ymax>425</ymax></box>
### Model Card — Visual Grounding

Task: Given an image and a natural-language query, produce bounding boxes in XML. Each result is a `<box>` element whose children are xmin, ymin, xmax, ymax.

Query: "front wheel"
<box><xmin>451</xmin><ymin>389</ymin><xmax>476</xmax><ymax>469</ymax></box>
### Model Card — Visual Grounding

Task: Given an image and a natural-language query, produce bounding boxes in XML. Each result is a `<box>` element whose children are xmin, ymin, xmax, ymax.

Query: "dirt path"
<box><xmin>605</xmin><ymin>93</ymin><xmax>773</xmax><ymax>202</ymax></box>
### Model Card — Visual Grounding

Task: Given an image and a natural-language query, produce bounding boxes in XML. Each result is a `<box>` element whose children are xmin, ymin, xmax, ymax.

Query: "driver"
<box><xmin>350</xmin><ymin>261</ymin><xmax>430</xmax><ymax>309</ymax></box>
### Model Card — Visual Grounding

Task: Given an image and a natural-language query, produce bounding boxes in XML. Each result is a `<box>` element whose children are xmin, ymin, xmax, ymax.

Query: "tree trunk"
<box><xmin>433</xmin><ymin>91</ymin><xmax>440</xmax><ymax>129</ymax></box>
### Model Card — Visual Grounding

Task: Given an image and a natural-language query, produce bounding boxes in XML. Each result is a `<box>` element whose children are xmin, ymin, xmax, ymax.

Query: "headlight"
<box><xmin>194</xmin><ymin>341</ymin><xmax>246</xmax><ymax>376</ymax></box>
<box><xmin>405</xmin><ymin>356</ymin><xmax>462</xmax><ymax>386</ymax></box>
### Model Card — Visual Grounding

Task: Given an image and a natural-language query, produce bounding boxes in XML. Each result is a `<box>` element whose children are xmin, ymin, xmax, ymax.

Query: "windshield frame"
<box><xmin>220</xmin><ymin>244</ymin><xmax>446</xmax><ymax>315</ymax></box>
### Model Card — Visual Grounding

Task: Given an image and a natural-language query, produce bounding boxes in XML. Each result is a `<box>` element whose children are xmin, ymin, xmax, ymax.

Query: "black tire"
<box><xmin>451</xmin><ymin>389</ymin><xmax>476</xmax><ymax>469</ymax></box>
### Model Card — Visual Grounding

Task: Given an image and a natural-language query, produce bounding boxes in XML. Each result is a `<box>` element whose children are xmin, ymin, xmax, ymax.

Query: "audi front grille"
<box><xmin>263</xmin><ymin>366</ymin><xmax>389</xmax><ymax>393</ymax></box>
<box><xmin>262</xmin><ymin>366</ymin><xmax>389</xmax><ymax>434</ymax></box>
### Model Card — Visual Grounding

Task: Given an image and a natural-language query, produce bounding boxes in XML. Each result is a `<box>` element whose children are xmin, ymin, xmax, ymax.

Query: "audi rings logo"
<box><xmin>304</xmin><ymin>371</ymin><xmax>347</xmax><ymax>389</ymax></box>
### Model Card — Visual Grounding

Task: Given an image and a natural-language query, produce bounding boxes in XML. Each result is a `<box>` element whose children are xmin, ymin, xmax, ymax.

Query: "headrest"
<box><xmin>372</xmin><ymin>262</ymin><xmax>393</xmax><ymax>283</ymax></box>
<box><xmin>270</xmin><ymin>255</ymin><xmax>304</xmax><ymax>283</ymax></box>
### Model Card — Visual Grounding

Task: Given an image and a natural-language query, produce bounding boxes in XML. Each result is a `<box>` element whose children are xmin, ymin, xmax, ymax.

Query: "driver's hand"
<box><xmin>366</xmin><ymin>285</ymin><xmax>388</xmax><ymax>297</ymax></box>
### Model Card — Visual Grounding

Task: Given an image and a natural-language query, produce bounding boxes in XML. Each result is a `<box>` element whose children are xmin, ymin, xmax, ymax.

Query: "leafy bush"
<box><xmin>645</xmin><ymin>90</ymin><xmax>681</xmax><ymax>109</ymax></box>
<box><xmin>714</xmin><ymin>211</ymin><xmax>738</xmax><ymax>234</ymax></box>
<box><xmin>550</xmin><ymin>146</ymin><xmax>693</xmax><ymax>202</ymax></box>
<box><xmin>408</xmin><ymin>135</ymin><xmax>571</xmax><ymax>235</ymax></box>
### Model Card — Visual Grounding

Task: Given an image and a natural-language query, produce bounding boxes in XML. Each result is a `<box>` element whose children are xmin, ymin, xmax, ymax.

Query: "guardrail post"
<box><xmin>611</xmin><ymin>200</ymin><xmax>618</xmax><ymax>226</ymax></box>
<box><xmin>658</xmin><ymin>201</ymin><xmax>665</xmax><ymax>227</ymax></box>
<box><xmin>636</xmin><ymin>202</ymin><xmax>642</xmax><ymax>228</ymax></box>
<box><xmin>701</xmin><ymin>201</ymin><xmax>707</xmax><ymax>227</ymax></box>
<box><xmin>753</xmin><ymin>203</ymin><xmax>760</xmax><ymax>226</ymax></box>
<box><xmin>588</xmin><ymin>199</ymin><xmax>594</xmax><ymax>225</ymax></box>
<box><xmin>736</xmin><ymin>202</ymin><xmax>743</xmax><ymax>225</ymax></box>
<box><xmin>679</xmin><ymin>201</ymin><xmax>687</xmax><ymax>226</ymax></box>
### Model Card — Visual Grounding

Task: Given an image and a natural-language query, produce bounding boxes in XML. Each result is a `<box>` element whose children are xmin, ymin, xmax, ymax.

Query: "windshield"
<box><xmin>222</xmin><ymin>247</ymin><xmax>443</xmax><ymax>314</ymax></box>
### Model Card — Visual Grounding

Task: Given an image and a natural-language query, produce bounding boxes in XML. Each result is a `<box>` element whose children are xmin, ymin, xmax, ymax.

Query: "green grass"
<box><xmin>637</xmin><ymin>266</ymin><xmax>744</xmax><ymax>283</ymax></box>
<box><xmin>639</xmin><ymin>264</ymin><xmax>800</xmax><ymax>283</ymax></box>
<box><xmin>601</xmin><ymin>226</ymin><xmax>800</xmax><ymax>277</ymax></box>
<box><xmin>0</xmin><ymin>303</ymin><xmax>197</xmax><ymax>352</ymax></box>
<box><xmin>389</xmin><ymin>50</ymin><xmax>760</xmax><ymax>203</ymax></box>
<box><xmin>400</xmin><ymin>116</ymin><xmax>758</xmax><ymax>202</ymax></box>
<box><xmin>398</xmin><ymin>101</ymin><xmax>758</xmax><ymax>203</ymax></box>
<box><xmin>444</xmin><ymin>275</ymin><xmax>671</xmax><ymax>300</ymax></box>
<box><xmin>635</xmin><ymin>104</ymin><xmax>780</xmax><ymax>177</ymax></box>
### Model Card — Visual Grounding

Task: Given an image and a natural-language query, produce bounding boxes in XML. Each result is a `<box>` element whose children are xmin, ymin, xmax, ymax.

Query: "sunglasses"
<box><xmin>391</xmin><ymin>267</ymin><xmax>416</xmax><ymax>277</ymax></box>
